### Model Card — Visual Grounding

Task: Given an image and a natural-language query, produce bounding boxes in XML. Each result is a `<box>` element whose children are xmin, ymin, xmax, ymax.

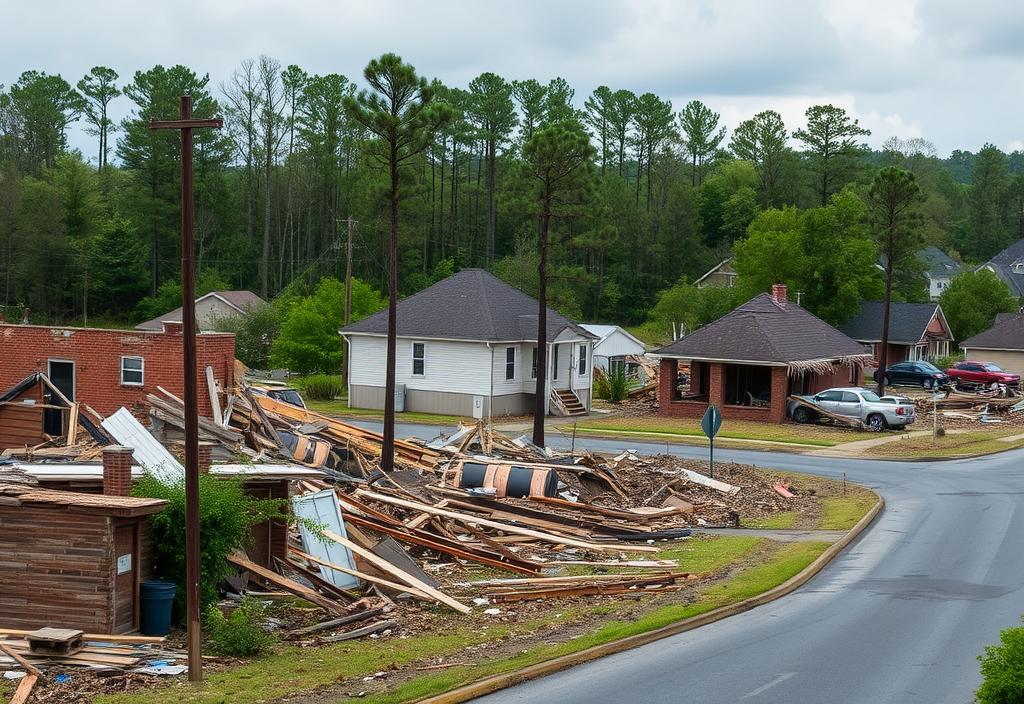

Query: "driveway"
<box><xmin>352</xmin><ymin>419</ymin><xmax>1024</xmax><ymax>703</ymax></box>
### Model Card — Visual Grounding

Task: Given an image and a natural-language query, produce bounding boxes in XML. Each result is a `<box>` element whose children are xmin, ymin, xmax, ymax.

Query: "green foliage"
<box><xmin>271</xmin><ymin>277</ymin><xmax>385</xmax><ymax>374</ymax></box>
<box><xmin>205</xmin><ymin>597</ymin><xmax>277</xmax><ymax>657</ymax></box>
<box><xmin>793</xmin><ymin>104</ymin><xmax>871</xmax><ymax>206</ymax></box>
<box><xmin>734</xmin><ymin>190</ymin><xmax>883</xmax><ymax>325</ymax></box>
<box><xmin>132</xmin><ymin>270</ymin><xmax>231</xmax><ymax>324</ymax></box>
<box><xmin>939</xmin><ymin>270</ymin><xmax>1019</xmax><ymax>340</ymax></box>
<box><xmin>932</xmin><ymin>352</ymin><xmax>965</xmax><ymax>372</ymax></box>
<box><xmin>977</xmin><ymin>618</ymin><xmax>1024</xmax><ymax>704</ymax></box>
<box><xmin>646</xmin><ymin>278</ymin><xmax>744</xmax><ymax>337</ymax></box>
<box><xmin>212</xmin><ymin>303</ymin><xmax>282</xmax><ymax>369</ymax></box>
<box><xmin>133</xmin><ymin>474</ymin><xmax>289</xmax><ymax>616</ymax></box>
<box><xmin>594</xmin><ymin>366</ymin><xmax>630</xmax><ymax>403</ymax></box>
<box><xmin>296</xmin><ymin>373</ymin><xmax>343</xmax><ymax>401</ymax></box>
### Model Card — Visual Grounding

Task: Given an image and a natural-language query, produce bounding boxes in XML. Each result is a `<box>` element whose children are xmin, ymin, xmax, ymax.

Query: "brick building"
<box><xmin>0</xmin><ymin>322</ymin><xmax>235</xmax><ymax>420</ymax></box>
<box><xmin>652</xmin><ymin>285</ymin><xmax>872</xmax><ymax>423</ymax></box>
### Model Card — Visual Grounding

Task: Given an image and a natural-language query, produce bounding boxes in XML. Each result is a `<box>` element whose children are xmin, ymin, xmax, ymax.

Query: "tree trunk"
<box><xmin>382</xmin><ymin>149</ymin><xmax>400</xmax><ymax>474</ymax></box>
<box><xmin>261</xmin><ymin>143</ymin><xmax>272</xmax><ymax>298</ymax></box>
<box><xmin>533</xmin><ymin>205</ymin><xmax>551</xmax><ymax>447</ymax></box>
<box><xmin>486</xmin><ymin>138</ymin><xmax>496</xmax><ymax>264</ymax></box>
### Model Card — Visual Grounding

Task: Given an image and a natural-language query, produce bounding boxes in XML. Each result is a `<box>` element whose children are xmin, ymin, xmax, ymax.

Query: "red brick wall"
<box><xmin>0</xmin><ymin>324</ymin><xmax>235</xmax><ymax>418</ymax></box>
<box><xmin>810</xmin><ymin>364</ymin><xmax>863</xmax><ymax>392</ymax></box>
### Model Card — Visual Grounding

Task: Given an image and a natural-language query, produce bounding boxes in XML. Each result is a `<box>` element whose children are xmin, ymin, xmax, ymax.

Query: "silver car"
<box><xmin>788</xmin><ymin>387</ymin><xmax>916</xmax><ymax>431</ymax></box>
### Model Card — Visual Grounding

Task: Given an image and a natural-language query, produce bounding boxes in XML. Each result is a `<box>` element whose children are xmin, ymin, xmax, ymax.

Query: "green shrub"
<box><xmin>978</xmin><ymin>619</ymin><xmax>1024</xmax><ymax>703</ymax></box>
<box><xmin>212</xmin><ymin>304</ymin><xmax>283</xmax><ymax>370</ymax></box>
<box><xmin>932</xmin><ymin>353</ymin><xmax>964</xmax><ymax>372</ymax></box>
<box><xmin>133</xmin><ymin>474</ymin><xmax>289</xmax><ymax>619</ymax></box>
<box><xmin>205</xmin><ymin>597</ymin><xmax>277</xmax><ymax>657</ymax></box>
<box><xmin>297</xmin><ymin>374</ymin><xmax>343</xmax><ymax>401</ymax></box>
<box><xmin>593</xmin><ymin>367</ymin><xmax>631</xmax><ymax>404</ymax></box>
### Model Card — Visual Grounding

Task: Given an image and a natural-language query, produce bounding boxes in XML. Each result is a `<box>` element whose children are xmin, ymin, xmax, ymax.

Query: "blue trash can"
<box><xmin>140</xmin><ymin>580</ymin><xmax>177</xmax><ymax>636</ymax></box>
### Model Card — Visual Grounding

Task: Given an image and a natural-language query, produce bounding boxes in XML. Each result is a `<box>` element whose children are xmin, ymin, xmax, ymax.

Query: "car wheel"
<box><xmin>990</xmin><ymin>382</ymin><xmax>1001</xmax><ymax>391</ymax></box>
<box><xmin>923</xmin><ymin>378</ymin><xmax>933</xmax><ymax>389</ymax></box>
<box><xmin>882</xmin><ymin>375</ymin><xmax>891</xmax><ymax>387</ymax></box>
<box><xmin>793</xmin><ymin>407</ymin><xmax>811</xmax><ymax>424</ymax></box>
<box><xmin>867</xmin><ymin>414</ymin><xmax>887</xmax><ymax>432</ymax></box>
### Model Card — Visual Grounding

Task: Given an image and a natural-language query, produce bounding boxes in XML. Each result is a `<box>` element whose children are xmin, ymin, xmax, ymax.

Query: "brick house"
<box><xmin>0</xmin><ymin>322</ymin><xmax>235</xmax><ymax>423</ymax></box>
<box><xmin>839</xmin><ymin>301</ymin><xmax>953</xmax><ymax>368</ymax></box>
<box><xmin>652</xmin><ymin>285</ymin><xmax>872</xmax><ymax>423</ymax></box>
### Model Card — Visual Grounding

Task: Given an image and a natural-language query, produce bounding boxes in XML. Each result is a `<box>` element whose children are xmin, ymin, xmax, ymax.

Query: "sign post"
<box><xmin>701</xmin><ymin>405</ymin><xmax>723</xmax><ymax>478</ymax></box>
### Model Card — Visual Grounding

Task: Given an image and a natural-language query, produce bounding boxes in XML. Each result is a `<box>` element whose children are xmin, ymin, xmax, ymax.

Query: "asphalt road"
<box><xmin>360</xmin><ymin>420</ymin><xmax>1024</xmax><ymax>703</ymax></box>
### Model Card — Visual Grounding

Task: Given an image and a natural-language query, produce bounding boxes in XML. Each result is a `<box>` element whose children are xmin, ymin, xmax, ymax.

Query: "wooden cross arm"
<box><xmin>149</xmin><ymin>117</ymin><xmax>224</xmax><ymax>130</ymax></box>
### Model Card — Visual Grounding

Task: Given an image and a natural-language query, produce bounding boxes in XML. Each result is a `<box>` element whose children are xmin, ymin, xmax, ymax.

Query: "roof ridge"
<box><xmin>475</xmin><ymin>269</ymin><xmax>497</xmax><ymax>339</ymax></box>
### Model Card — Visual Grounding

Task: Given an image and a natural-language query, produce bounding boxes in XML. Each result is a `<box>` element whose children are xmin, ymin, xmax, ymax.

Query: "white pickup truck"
<box><xmin>787</xmin><ymin>387</ymin><xmax>916</xmax><ymax>431</ymax></box>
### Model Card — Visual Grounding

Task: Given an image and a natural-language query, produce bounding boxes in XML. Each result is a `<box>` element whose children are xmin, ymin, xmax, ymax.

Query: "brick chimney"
<box><xmin>162</xmin><ymin>321</ymin><xmax>183</xmax><ymax>335</ymax></box>
<box><xmin>198</xmin><ymin>441</ymin><xmax>213</xmax><ymax>473</ymax></box>
<box><xmin>771</xmin><ymin>283</ymin><xmax>788</xmax><ymax>308</ymax></box>
<box><xmin>102</xmin><ymin>445</ymin><xmax>135</xmax><ymax>497</ymax></box>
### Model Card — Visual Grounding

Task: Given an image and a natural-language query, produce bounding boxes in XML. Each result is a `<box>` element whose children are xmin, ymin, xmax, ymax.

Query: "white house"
<box><xmin>340</xmin><ymin>269</ymin><xmax>596</xmax><ymax>418</ymax></box>
<box><xmin>135</xmin><ymin>290</ymin><xmax>266</xmax><ymax>332</ymax></box>
<box><xmin>580</xmin><ymin>324</ymin><xmax>646</xmax><ymax>372</ymax></box>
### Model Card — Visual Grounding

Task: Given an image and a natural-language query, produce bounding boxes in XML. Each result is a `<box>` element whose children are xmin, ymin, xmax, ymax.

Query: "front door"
<box><xmin>113</xmin><ymin>523</ymin><xmax>138</xmax><ymax>633</ymax></box>
<box><xmin>44</xmin><ymin>360</ymin><xmax>74</xmax><ymax>436</ymax></box>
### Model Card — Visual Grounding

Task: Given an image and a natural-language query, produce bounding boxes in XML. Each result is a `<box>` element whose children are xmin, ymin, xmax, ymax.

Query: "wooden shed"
<box><xmin>0</xmin><ymin>480</ymin><xmax>166</xmax><ymax>634</ymax></box>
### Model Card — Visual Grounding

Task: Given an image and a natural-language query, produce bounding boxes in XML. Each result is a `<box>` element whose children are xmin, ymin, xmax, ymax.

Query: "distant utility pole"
<box><xmin>150</xmin><ymin>96</ymin><xmax>223</xmax><ymax>684</ymax></box>
<box><xmin>340</xmin><ymin>215</ymin><xmax>356</xmax><ymax>387</ymax></box>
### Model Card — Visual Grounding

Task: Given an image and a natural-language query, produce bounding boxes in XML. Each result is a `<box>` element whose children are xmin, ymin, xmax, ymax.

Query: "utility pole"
<box><xmin>345</xmin><ymin>215</ymin><xmax>354</xmax><ymax>326</ymax></box>
<box><xmin>150</xmin><ymin>96</ymin><xmax>223</xmax><ymax>684</ymax></box>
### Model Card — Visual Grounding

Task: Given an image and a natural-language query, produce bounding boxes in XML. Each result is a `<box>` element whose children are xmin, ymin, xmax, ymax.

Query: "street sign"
<box><xmin>701</xmin><ymin>405</ymin><xmax>722</xmax><ymax>478</ymax></box>
<box><xmin>701</xmin><ymin>405</ymin><xmax>722</xmax><ymax>439</ymax></box>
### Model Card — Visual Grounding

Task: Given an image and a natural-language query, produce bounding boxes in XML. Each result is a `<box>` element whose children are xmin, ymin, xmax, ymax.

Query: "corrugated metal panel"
<box><xmin>101</xmin><ymin>407</ymin><xmax>183</xmax><ymax>483</ymax></box>
<box><xmin>292</xmin><ymin>490</ymin><xmax>359</xmax><ymax>589</ymax></box>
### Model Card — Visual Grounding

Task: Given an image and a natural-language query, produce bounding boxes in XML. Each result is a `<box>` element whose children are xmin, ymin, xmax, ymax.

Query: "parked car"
<box><xmin>945</xmin><ymin>361</ymin><xmax>1021</xmax><ymax>390</ymax></box>
<box><xmin>250</xmin><ymin>382</ymin><xmax>307</xmax><ymax>408</ymax></box>
<box><xmin>787</xmin><ymin>387</ymin><xmax>916</xmax><ymax>431</ymax></box>
<box><xmin>873</xmin><ymin>361</ymin><xmax>949</xmax><ymax>389</ymax></box>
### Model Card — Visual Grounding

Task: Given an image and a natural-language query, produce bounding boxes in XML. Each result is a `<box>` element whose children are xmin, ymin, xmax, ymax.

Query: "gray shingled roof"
<box><xmin>340</xmin><ymin>269</ymin><xmax>595</xmax><ymax>342</ymax></box>
<box><xmin>918</xmin><ymin>246</ymin><xmax>962</xmax><ymax>279</ymax></box>
<box><xmin>839</xmin><ymin>301</ymin><xmax>949</xmax><ymax>344</ymax></box>
<box><xmin>653</xmin><ymin>293</ymin><xmax>869</xmax><ymax>363</ymax></box>
<box><xmin>135</xmin><ymin>291</ymin><xmax>265</xmax><ymax>331</ymax></box>
<box><xmin>961</xmin><ymin>314</ymin><xmax>1024</xmax><ymax>350</ymax></box>
<box><xmin>980</xmin><ymin>239</ymin><xmax>1024</xmax><ymax>297</ymax></box>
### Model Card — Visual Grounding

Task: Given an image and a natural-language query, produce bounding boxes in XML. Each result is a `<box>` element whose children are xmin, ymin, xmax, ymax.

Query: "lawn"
<box><xmin>863</xmin><ymin>429</ymin><xmax>1024</xmax><ymax>458</ymax></box>
<box><xmin>568</xmin><ymin>416</ymin><xmax>876</xmax><ymax>447</ymax></box>
<box><xmin>304</xmin><ymin>398</ymin><xmax>468</xmax><ymax>426</ymax></box>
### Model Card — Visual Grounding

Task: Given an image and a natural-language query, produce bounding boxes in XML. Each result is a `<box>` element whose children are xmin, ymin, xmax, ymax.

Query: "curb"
<box><xmin>416</xmin><ymin>495</ymin><xmax>885</xmax><ymax>704</ymax></box>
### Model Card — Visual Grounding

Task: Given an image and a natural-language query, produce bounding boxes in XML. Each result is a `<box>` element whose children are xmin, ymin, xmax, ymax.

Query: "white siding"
<box><xmin>348</xmin><ymin>336</ymin><xmax>492</xmax><ymax>395</ymax></box>
<box><xmin>195</xmin><ymin>298</ymin><xmax>239</xmax><ymax>331</ymax></box>
<box><xmin>593</xmin><ymin>329</ymin><xmax>645</xmax><ymax>362</ymax></box>
<box><xmin>520</xmin><ymin>344</ymin><xmax>539</xmax><ymax>393</ymax></box>
<box><xmin>492</xmin><ymin>343</ymin><xmax>524</xmax><ymax>395</ymax></box>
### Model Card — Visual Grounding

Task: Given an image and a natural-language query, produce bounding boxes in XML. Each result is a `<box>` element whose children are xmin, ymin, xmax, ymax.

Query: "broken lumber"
<box><xmin>227</xmin><ymin>553</ymin><xmax>347</xmax><ymax>615</ymax></box>
<box><xmin>0</xmin><ymin>642</ymin><xmax>41</xmax><ymax>676</ymax></box>
<box><xmin>9</xmin><ymin>673</ymin><xmax>37</xmax><ymax>704</ymax></box>
<box><xmin>289</xmin><ymin>549</ymin><xmax>433</xmax><ymax>602</ymax></box>
<box><xmin>291</xmin><ymin>608</ymin><xmax>385</xmax><ymax>636</ymax></box>
<box><xmin>681</xmin><ymin>468</ymin><xmax>740</xmax><ymax>495</ymax></box>
<box><xmin>321</xmin><ymin>620</ymin><xmax>397</xmax><ymax>643</ymax></box>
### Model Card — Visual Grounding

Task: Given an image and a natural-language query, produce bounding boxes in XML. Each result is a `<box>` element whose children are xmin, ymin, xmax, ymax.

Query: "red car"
<box><xmin>945</xmin><ymin>361</ymin><xmax>1020</xmax><ymax>389</ymax></box>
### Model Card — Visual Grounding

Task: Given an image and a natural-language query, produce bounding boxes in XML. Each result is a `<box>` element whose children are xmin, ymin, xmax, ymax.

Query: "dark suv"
<box><xmin>873</xmin><ymin>361</ymin><xmax>949</xmax><ymax>389</ymax></box>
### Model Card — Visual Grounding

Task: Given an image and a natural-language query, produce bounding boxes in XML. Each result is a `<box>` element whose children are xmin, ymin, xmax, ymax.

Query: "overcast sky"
<box><xmin>3</xmin><ymin>0</ymin><xmax>1022</xmax><ymax>161</ymax></box>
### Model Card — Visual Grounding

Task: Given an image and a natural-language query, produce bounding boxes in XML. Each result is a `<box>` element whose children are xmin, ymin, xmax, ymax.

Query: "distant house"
<box><xmin>694</xmin><ymin>257</ymin><xmax>738</xmax><ymax>289</ymax></box>
<box><xmin>580</xmin><ymin>324</ymin><xmax>646</xmax><ymax>372</ymax></box>
<box><xmin>978</xmin><ymin>239</ymin><xmax>1024</xmax><ymax>298</ymax></box>
<box><xmin>959</xmin><ymin>312</ymin><xmax>1024</xmax><ymax>374</ymax></box>
<box><xmin>877</xmin><ymin>246</ymin><xmax>962</xmax><ymax>301</ymax></box>
<box><xmin>340</xmin><ymin>269</ymin><xmax>596</xmax><ymax>418</ymax></box>
<box><xmin>839</xmin><ymin>301</ymin><xmax>953</xmax><ymax>366</ymax></box>
<box><xmin>135</xmin><ymin>290</ymin><xmax>265</xmax><ymax>332</ymax></box>
<box><xmin>652</xmin><ymin>284</ymin><xmax>871</xmax><ymax>423</ymax></box>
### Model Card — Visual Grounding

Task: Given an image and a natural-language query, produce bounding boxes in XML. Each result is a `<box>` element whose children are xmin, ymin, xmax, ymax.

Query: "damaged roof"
<box><xmin>653</xmin><ymin>293</ymin><xmax>870</xmax><ymax>364</ymax></box>
<box><xmin>340</xmin><ymin>269</ymin><xmax>595</xmax><ymax>342</ymax></box>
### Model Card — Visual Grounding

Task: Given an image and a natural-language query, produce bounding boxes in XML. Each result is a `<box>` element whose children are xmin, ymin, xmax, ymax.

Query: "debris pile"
<box><xmin>913</xmin><ymin>388</ymin><xmax>1024</xmax><ymax>427</ymax></box>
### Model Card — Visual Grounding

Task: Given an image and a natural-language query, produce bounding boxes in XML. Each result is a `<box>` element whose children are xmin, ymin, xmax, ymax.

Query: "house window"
<box><xmin>505</xmin><ymin>347</ymin><xmax>516</xmax><ymax>381</ymax></box>
<box><xmin>121</xmin><ymin>356</ymin><xmax>144</xmax><ymax>386</ymax></box>
<box><xmin>412</xmin><ymin>342</ymin><xmax>425</xmax><ymax>376</ymax></box>
<box><xmin>531</xmin><ymin>348</ymin><xmax>538</xmax><ymax>379</ymax></box>
<box><xmin>578</xmin><ymin>345</ymin><xmax>587</xmax><ymax>375</ymax></box>
<box><xmin>553</xmin><ymin>346</ymin><xmax>559</xmax><ymax>380</ymax></box>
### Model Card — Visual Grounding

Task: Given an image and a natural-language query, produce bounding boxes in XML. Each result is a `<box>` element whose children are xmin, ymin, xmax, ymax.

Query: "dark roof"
<box><xmin>839</xmin><ymin>301</ymin><xmax>950</xmax><ymax>344</ymax></box>
<box><xmin>653</xmin><ymin>293</ymin><xmax>869</xmax><ymax>363</ymax></box>
<box><xmin>961</xmin><ymin>314</ymin><xmax>1024</xmax><ymax>351</ymax></box>
<box><xmin>135</xmin><ymin>290</ymin><xmax>265</xmax><ymax>331</ymax></box>
<box><xmin>340</xmin><ymin>269</ymin><xmax>595</xmax><ymax>342</ymax></box>
<box><xmin>980</xmin><ymin>239</ymin><xmax>1024</xmax><ymax>297</ymax></box>
<box><xmin>877</xmin><ymin>246</ymin><xmax>961</xmax><ymax>279</ymax></box>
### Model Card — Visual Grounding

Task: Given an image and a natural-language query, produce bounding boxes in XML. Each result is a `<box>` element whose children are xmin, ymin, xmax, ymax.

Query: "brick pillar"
<box><xmin>198</xmin><ymin>441</ymin><xmax>213</xmax><ymax>473</ymax></box>
<box><xmin>769</xmin><ymin>367</ymin><xmax>789</xmax><ymax>423</ymax></box>
<box><xmin>709</xmin><ymin>363</ymin><xmax>726</xmax><ymax>408</ymax></box>
<box><xmin>102</xmin><ymin>445</ymin><xmax>135</xmax><ymax>497</ymax></box>
<box><xmin>658</xmin><ymin>359</ymin><xmax>678</xmax><ymax>413</ymax></box>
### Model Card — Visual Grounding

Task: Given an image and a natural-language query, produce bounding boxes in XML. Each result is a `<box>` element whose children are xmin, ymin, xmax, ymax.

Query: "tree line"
<box><xmin>1</xmin><ymin>57</ymin><xmax>1022</xmax><ymax>331</ymax></box>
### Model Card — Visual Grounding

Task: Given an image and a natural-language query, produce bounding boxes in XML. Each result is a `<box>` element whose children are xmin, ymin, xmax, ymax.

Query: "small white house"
<box><xmin>135</xmin><ymin>290</ymin><xmax>266</xmax><ymax>332</ymax></box>
<box><xmin>340</xmin><ymin>269</ymin><xmax>596</xmax><ymax>418</ymax></box>
<box><xmin>580</xmin><ymin>324</ymin><xmax>646</xmax><ymax>372</ymax></box>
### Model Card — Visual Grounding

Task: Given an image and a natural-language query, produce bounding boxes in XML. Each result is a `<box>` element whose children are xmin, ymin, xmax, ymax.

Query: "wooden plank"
<box><xmin>9</xmin><ymin>673</ymin><xmax>37</xmax><ymax>704</ymax></box>
<box><xmin>321</xmin><ymin>619</ymin><xmax>397</xmax><ymax>643</ymax></box>
<box><xmin>355</xmin><ymin>490</ymin><xmax>660</xmax><ymax>554</ymax></box>
<box><xmin>66</xmin><ymin>403</ymin><xmax>79</xmax><ymax>445</ymax></box>
<box><xmin>289</xmin><ymin>549</ymin><xmax>433</xmax><ymax>602</ymax></box>
<box><xmin>290</xmin><ymin>607</ymin><xmax>385</xmax><ymax>636</ymax></box>
<box><xmin>0</xmin><ymin>642</ymin><xmax>41</xmax><ymax>676</ymax></box>
<box><xmin>206</xmin><ymin>366</ymin><xmax>223</xmax><ymax>427</ymax></box>
<box><xmin>320</xmin><ymin>530</ymin><xmax>472</xmax><ymax>614</ymax></box>
<box><xmin>226</xmin><ymin>553</ymin><xmax>346</xmax><ymax>615</ymax></box>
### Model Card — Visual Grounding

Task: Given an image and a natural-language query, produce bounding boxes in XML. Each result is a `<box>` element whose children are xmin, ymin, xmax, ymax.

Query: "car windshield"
<box><xmin>860</xmin><ymin>390</ymin><xmax>881</xmax><ymax>402</ymax></box>
<box><xmin>918</xmin><ymin>362</ymin><xmax>941</xmax><ymax>373</ymax></box>
<box><xmin>270</xmin><ymin>389</ymin><xmax>305</xmax><ymax>407</ymax></box>
<box><xmin>984</xmin><ymin>363</ymin><xmax>1005</xmax><ymax>372</ymax></box>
